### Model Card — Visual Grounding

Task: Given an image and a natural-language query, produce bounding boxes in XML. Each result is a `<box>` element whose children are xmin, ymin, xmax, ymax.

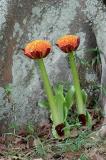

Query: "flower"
<box><xmin>23</xmin><ymin>40</ymin><xmax>52</xmax><ymax>59</ymax></box>
<box><xmin>56</xmin><ymin>35</ymin><xmax>80</xmax><ymax>53</ymax></box>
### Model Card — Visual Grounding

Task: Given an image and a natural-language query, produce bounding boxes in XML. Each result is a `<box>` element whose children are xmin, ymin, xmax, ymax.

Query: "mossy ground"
<box><xmin>0</xmin><ymin>107</ymin><xmax>106</xmax><ymax>160</ymax></box>
<box><xmin>0</xmin><ymin>130</ymin><xmax>106</xmax><ymax>160</ymax></box>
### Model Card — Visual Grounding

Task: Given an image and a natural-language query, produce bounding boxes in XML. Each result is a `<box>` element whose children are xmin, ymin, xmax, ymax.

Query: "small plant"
<box><xmin>9</xmin><ymin>122</ymin><xmax>19</xmax><ymax>134</ymax></box>
<box><xmin>26</xmin><ymin>122</ymin><xmax>35</xmax><ymax>135</ymax></box>
<box><xmin>79</xmin><ymin>154</ymin><xmax>89</xmax><ymax>160</ymax></box>
<box><xmin>56</xmin><ymin>35</ymin><xmax>92</xmax><ymax>127</ymax></box>
<box><xmin>90</xmin><ymin>47</ymin><xmax>101</xmax><ymax>67</ymax></box>
<box><xmin>35</xmin><ymin>139</ymin><xmax>47</xmax><ymax>157</ymax></box>
<box><xmin>4</xmin><ymin>84</ymin><xmax>12</xmax><ymax>95</ymax></box>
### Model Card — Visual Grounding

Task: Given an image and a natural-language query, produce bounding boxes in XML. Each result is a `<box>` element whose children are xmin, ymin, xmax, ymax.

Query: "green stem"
<box><xmin>37</xmin><ymin>59</ymin><xmax>60</xmax><ymax>125</ymax></box>
<box><xmin>69</xmin><ymin>51</ymin><xmax>85</xmax><ymax>115</ymax></box>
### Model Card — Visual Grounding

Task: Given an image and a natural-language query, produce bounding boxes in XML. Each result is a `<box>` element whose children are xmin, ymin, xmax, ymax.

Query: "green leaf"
<box><xmin>4</xmin><ymin>84</ymin><xmax>12</xmax><ymax>95</ymax></box>
<box><xmin>26</xmin><ymin>122</ymin><xmax>34</xmax><ymax>134</ymax></box>
<box><xmin>52</xmin><ymin>124</ymin><xmax>59</xmax><ymax>139</ymax></box>
<box><xmin>65</xmin><ymin>85</ymin><xmax>75</xmax><ymax>109</ymax></box>
<box><xmin>54</xmin><ymin>84</ymin><xmax>65</xmax><ymax>123</ymax></box>
<box><xmin>38</xmin><ymin>99</ymin><xmax>49</xmax><ymax>109</ymax></box>
<box><xmin>86</xmin><ymin>111</ymin><xmax>92</xmax><ymax>128</ymax></box>
<box><xmin>64</xmin><ymin>106</ymin><xmax>68</xmax><ymax>122</ymax></box>
<box><xmin>81</xmin><ymin>89</ymin><xmax>87</xmax><ymax>105</ymax></box>
<box><xmin>84</xmin><ymin>47</ymin><xmax>98</xmax><ymax>53</ymax></box>
<box><xmin>9</xmin><ymin>122</ymin><xmax>18</xmax><ymax>130</ymax></box>
<box><xmin>54</xmin><ymin>84</ymin><xmax>64</xmax><ymax>95</ymax></box>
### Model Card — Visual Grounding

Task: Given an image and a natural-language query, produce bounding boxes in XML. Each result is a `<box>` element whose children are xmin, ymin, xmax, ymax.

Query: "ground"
<box><xmin>0</xmin><ymin>130</ymin><xmax>106</xmax><ymax>160</ymax></box>
<box><xmin>0</xmin><ymin>106</ymin><xmax>106</xmax><ymax>160</ymax></box>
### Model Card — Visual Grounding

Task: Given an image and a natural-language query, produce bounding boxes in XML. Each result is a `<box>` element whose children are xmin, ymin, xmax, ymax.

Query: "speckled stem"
<box><xmin>37</xmin><ymin>58</ymin><xmax>61</xmax><ymax>125</ymax></box>
<box><xmin>69</xmin><ymin>51</ymin><xmax>86</xmax><ymax>115</ymax></box>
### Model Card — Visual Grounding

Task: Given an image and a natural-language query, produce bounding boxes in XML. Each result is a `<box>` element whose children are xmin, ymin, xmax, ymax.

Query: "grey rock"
<box><xmin>0</xmin><ymin>0</ymin><xmax>106</xmax><ymax>134</ymax></box>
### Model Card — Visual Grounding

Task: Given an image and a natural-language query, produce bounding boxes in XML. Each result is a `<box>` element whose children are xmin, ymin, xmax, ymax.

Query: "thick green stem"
<box><xmin>69</xmin><ymin>51</ymin><xmax>85</xmax><ymax>115</ymax></box>
<box><xmin>37</xmin><ymin>59</ymin><xmax>60</xmax><ymax>125</ymax></box>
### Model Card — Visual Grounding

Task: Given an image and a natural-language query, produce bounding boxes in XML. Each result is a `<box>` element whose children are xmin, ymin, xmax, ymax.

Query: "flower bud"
<box><xmin>23</xmin><ymin>40</ymin><xmax>52</xmax><ymax>59</ymax></box>
<box><xmin>56</xmin><ymin>35</ymin><xmax>80</xmax><ymax>53</ymax></box>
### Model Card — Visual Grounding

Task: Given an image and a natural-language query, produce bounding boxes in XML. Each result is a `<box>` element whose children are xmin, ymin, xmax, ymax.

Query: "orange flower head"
<box><xmin>23</xmin><ymin>40</ymin><xmax>52</xmax><ymax>59</ymax></box>
<box><xmin>56</xmin><ymin>35</ymin><xmax>80</xmax><ymax>53</ymax></box>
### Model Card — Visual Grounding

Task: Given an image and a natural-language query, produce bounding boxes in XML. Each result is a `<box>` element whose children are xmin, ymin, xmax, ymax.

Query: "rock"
<box><xmin>0</xmin><ymin>0</ymin><xmax>106</xmax><ymax>132</ymax></box>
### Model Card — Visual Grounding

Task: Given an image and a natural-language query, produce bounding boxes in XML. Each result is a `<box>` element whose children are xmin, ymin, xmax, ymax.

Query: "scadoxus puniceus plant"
<box><xmin>23</xmin><ymin>40</ymin><xmax>75</xmax><ymax>139</ymax></box>
<box><xmin>23</xmin><ymin>40</ymin><xmax>58</xmax><ymax>125</ymax></box>
<box><xmin>56</xmin><ymin>35</ymin><xmax>92</xmax><ymax>127</ymax></box>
